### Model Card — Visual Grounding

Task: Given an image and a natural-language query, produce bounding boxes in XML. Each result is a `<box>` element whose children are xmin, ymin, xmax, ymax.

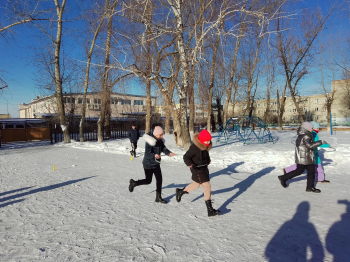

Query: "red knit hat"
<box><xmin>198</xmin><ymin>130</ymin><xmax>212</xmax><ymax>146</ymax></box>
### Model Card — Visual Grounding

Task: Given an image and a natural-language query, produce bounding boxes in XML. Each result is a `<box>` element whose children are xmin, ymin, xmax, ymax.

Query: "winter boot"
<box><xmin>130</xmin><ymin>151</ymin><xmax>134</xmax><ymax>157</ymax></box>
<box><xmin>317</xmin><ymin>180</ymin><xmax>330</xmax><ymax>183</ymax></box>
<box><xmin>205</xmin><ymin>200</ymin><xmax>220</xmax><ymax>217</ymax></box>
<box><xmin>306</xmin><ymin>187</ymin><xmax>321</xmax><ymax>193</ymax></box>
<box><xmin>133</xmin><ymin>150</ymin><xmax>136</xmax><ymax>157</ymax></box>
<box><xmin>129</xmin><ymin>179</ymin><xmax>137</xmax><ymax>192</ymax></box>
<box><xmin>278</xmin><ymin>176</ymin><xmax>287</xmax><ymax>188</ymax></box>
<box><xmin>176</xmin><ymin>188</ymin><xmax>188</xmax><ymax>202</ymax></box>
<box><xmin>155</xmin><ymin>192</ymin><xmax>168</xmax><ymax>204</ymax></box>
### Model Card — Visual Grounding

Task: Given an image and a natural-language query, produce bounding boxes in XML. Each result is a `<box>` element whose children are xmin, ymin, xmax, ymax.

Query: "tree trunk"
<box><xmin>53</xmin><ymin>0</ymin><xmax>70</xmax><ymax>143</ymax></box>
<box><xmin>277</xmin><ymin>82</ymin><xmax>288</xmax><ymax>131</ymax></box>
<box><xmin>145</xmin><ymin>0</ymin><xmax>153</xmax><ymax>133</ymax></box>
<box><xmin>223</xmin><ymin>11</ymin><xmax>246</xmax><ymax>122</ymax></box>
<box><xmin>170</xmin><ymin>0</ymin><xmax>192</xmax><ymax>150</ymax></box>
<box><xmin>206</xmin><ymin>19</ymin><xmax>222</xmax><ymax>134</ymax></box>
<box><xmin>263</xmin><ymin>87</ymin><xmax>270</xmax><ymax>123</ymax></box>
<box><xmin>98</xmin><ymin>0</ymin><xmax>115</xmax><ymax>142</ymax></box>
<box><xmin>79</xmin><ymin>3</ymin><xmax>107</xmax><ymax>142</ymax></box>
<box><xmin>164</xmin><ymin>105</ymin><xmax>171</xmax><ymax>134</ymax></box>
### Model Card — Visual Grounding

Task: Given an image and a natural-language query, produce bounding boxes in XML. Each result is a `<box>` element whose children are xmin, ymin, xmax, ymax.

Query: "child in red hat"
<box><xmin>176</xmin><ymin>130</ymin><xmax>220</xmax><ymax>217</ymax></box>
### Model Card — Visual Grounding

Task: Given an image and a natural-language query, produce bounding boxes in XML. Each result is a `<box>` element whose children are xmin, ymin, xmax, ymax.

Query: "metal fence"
<box><xmin>0</xmin><ymin>119</ymin><xmax>145</xmax><ymax>147</ymax></box>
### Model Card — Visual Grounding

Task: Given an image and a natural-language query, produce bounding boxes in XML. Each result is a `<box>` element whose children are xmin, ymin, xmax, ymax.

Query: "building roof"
<box><xmin>24</xmin><ymin>92</ymin><xmax>156</xmax><ymax>105</ymax></box>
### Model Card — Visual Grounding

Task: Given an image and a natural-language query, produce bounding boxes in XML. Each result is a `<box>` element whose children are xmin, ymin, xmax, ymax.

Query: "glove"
<box><xmin>190</xmin><ymin>164</ymin><xmax>198</xmax><ymax>170</ymax></box>
<box><xmin>322</xmin><ymin>140</ymin><xmax>328</xmax><ymax>145</ymax></box>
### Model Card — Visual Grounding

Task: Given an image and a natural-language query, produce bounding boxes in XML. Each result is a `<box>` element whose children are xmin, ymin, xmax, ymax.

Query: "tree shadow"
<box><xmin>0</xmin><ymin>199</ymin><xmax>25</xmax><ymax>208</ymax></box>
<box><xmin>0</xmin><ymin>187</ymin><xmax>33</xmax><ymax>197</ymax></box>
<box><xmin>191</xmin><ymin>166</ymin><xmax>275</xmax><ymax>215</ymax></box>
<box><xmin>326</xmin><ymin>199</ymin><xmax>350</xmax><ymax>261</ymax></box>
<box><xmin>0</xmin><ymin>176</ymin><xmax>95</xmax><ymax>204</ymax></box>
<box><xmin>209</xmin><ymin>162</ymin><xmax>244</xmax><ymax>179</ymax></box>
<box><xmin>265</xmin><ymin>201</ymin><xmax>324</xmax><ymax>262</ymax></box>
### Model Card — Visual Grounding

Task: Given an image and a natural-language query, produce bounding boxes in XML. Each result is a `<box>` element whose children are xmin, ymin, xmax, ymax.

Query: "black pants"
<box><xmin>281</xmin><ymin>164</ymin><xmax>315</xmax><ymax>189</ymax></box>
<box><xmin>136</xmin><ymin>165</ymin><xmax>163</xmax><ymax>193</ymax></box>
<box><xmin>131</xmin><ymin>142</ymin><xmax>137</xmax><ymax>151</ymax></box>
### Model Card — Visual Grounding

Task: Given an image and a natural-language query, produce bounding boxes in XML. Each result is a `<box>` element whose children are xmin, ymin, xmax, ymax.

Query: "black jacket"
<box><xmin>295</xmin><ymin>127</ymin><xmax>322</xmax><ymax>165</ymax></box>
<box><xmin>128</xmin><ymin>128</ymin><xmax>140</xmax><ymax>143</ymax></box>
<box><xmin>183</xmin><ymin>133</ymin><xmax>212</xmax><ymax>183</ymax></box>
<box><xmin>142</xmin><ymin>132</ymin><xmax>171</xmax><ymax>169</ymax></box>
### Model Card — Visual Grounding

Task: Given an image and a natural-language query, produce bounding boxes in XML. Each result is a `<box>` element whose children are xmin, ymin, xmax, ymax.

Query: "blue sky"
<box><xmin>0</xmin><ymin>0</ymin><xmax>348</xmax><ymax>117</ymax></box>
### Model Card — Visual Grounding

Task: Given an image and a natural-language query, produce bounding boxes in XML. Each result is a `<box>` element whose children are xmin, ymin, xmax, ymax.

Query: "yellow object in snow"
<box><xmin>53</xmin><ymin>165</ymin><xmax>55</xmax><ymax>171</ymax></box>
<box><xmin>131</xmin><ymin>156</ymin><xmax>133</xmax><ymax>161</ymax></box>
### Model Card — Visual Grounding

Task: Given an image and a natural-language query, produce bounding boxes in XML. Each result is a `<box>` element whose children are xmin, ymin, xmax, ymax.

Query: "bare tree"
<box><xmin>274</xmin><ymin>7</ymin><xmax>334</xmax><ymax>124</ymax></box>
<box><xmin>79</xmin><ymin>2</ymin><xmax>108</xmax><ymax>142</ymax></box>
<box><xmin>0</xmin><ymin>0</ymin><xmax>51</xmax><ymax>36</ymax></box>
<box><xmin>97</xmin><ymin>0</ymin><xmax>118</xmax><ymax>142</ymax></box>
<box><xmin>52</xmin><ymin>0</ymin><xmax>70</xmax><ymax>143</ymax></box>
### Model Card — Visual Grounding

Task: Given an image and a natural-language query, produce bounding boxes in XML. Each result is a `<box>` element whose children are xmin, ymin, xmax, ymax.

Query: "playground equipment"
<box><xmin>216</xmin><ymin>116</ymin><xmax>274</xmax><ymax>145</ymax></box>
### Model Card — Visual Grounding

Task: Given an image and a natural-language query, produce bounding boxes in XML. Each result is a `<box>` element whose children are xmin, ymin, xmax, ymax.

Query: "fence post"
<box><xmin>50</xmin><ymin>122</ymin><xmax>53</xmax><ymax>144</ymax></box>
<box><xmin>330</xmin><ymin>113</ymin><xmax>333</xmax><ymax>135</ymax></box>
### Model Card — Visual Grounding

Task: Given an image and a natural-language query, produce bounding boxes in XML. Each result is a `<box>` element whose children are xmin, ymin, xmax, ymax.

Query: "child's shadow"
<box><xmin>192</xmin><ymin>166</ymin><xmax>275</xmax><ymax>215</ymax></box>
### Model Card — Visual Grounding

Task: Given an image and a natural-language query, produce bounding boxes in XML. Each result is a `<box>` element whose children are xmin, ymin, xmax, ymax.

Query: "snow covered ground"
<box><xmin>0</xmin><ymin>130</ymin><xmax>349</xmax><ymax>261</ymax></box>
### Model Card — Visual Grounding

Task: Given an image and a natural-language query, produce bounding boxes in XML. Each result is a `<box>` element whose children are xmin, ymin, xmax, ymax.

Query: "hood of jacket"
<box><xmin>297</xmin><ymin>127</ymin><xmax>312</xmax><ymax>136</ymax></box>
<box><xmin>143</xmin><ymin>132</ymin><xmax>165</xmax><ymax>146</ymax></box>
<box><xmin>193</xmin><ymin>132</ymin><xmax>212</xmax><ymax>151</ymax></box>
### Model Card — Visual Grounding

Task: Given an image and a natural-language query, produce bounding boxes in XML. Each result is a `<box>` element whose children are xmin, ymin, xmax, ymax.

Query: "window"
<box><xmin>64</xmin><ymin>97</ymin><xmax>75</xmax><ymax>103</ymax></box>
<box><xmin>134</xmin><ymin>100</ymin><xmax>144</xmax><ymax>105</ymax></box>
<box><xmin>315</xmin><ymin>99</ymin><xmax>318</xmax><ymax>103</ymax></box>
<box><xmin>94</xmin><ymin>98</ymin><xmax>102</xmax><ymax>104</ymax></box>
<box><xmin>111</xmin><ymin>98</ymin><xmax>119</xmax><ymax>104</ymax></box>
<box><xmin>324</xmin><ymin>98</ymin><xmax>327</xmax><ymax>102</ymax></box>
<box><xmin>324</xmin><ymin>107</ymin><xmax>327</xmax><ymax>112</ymax></box>
<box><xmin>271</xmin><ymin>101</ymin><xmax>277</xmax><ymax>106</ymax></box>
<box><xmin>303</xmin><ymin>107</ymin><xmax>308</xmax><ymax>112</ymax></box>
<box><xmin>315</xmin><ymin>116</ymin><xmax>319</xmax><ymax>120</ymax></box>
<box><xmin>121</xmin><ymin>99</ymin><xmax>131</xmax><ymax>105</ymax></box>
<box><xmin>315</xmin><ymin>107</ymin><xmax>319</xmax><ymax>111</ymax></box>
<box><xmin>257</xmin><ymin>103</ymin><xmax>260</xmax><ymax>107</ymax></box>
<box><xmin>86</xmin><ymin>98</ymin><xmax>90</xmax><ymax>104</ymax></box>
<box><xmin>78</xmin><ymin>98</ymin><xmax>83</xmax><ymax>104</ymax></box>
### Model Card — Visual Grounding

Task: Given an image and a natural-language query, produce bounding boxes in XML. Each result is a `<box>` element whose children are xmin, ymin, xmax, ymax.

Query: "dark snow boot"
<box><xmin>155</xmin><ymin>192</ymin><xmax>168</xmax><ymax>204</ymax></box>
<box><xmin>278</xmin><ymin>176</ymin><xmax>287</xmax><ymax>188</ymax></box>
<box><xmin>176</xmin><ymin>188</ymin><xmax>188</xmax><ymax>202</ymax></box>
<box><xmin>306</xmin><ymin>187</ymin><xmax>321</xmax><ymax>193</ymax></box>
<box><xmin>205</xmin><ymin>200</ymin><xmax>220</xmax><ymax>217</ymax></box>
<box><xmin>129</xmin><ymin>179</ymin><xmax>137</xmax><ymax>192</ymax></box>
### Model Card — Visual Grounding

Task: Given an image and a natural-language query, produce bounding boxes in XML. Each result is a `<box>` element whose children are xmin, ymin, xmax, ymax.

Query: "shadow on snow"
<box><xmin>265</xmin><ymin>201</ymin><xmax>324</xmax><ymax>262</ymax></box>
<box><xmin>191</xmin><ymin>166</ymin><xmax>275</xmax><ymax>215</ymax></box>
<box><xmin>0</xmin><ymin>176</ymin><xmax>95</xmax><ymax>207</ymax></box>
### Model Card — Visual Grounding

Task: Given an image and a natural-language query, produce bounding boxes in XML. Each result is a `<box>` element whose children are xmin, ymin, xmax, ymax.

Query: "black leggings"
<box><xmin>136</xmin><ymin>165</ymin><xmax>163</xmax><ymax>193</ymax></box>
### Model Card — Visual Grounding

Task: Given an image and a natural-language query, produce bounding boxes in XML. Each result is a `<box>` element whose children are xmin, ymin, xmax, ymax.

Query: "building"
<box><xmin>156</xmin><ymin>104</ymin><xmax>208</xmax><ymax>122</ymax></box>
<box><xmin>0</xmin><ymin>114</ymin><xmax>11</xmax><ymax>119</ymax></box>
<box><xmin>228</xmin><ymin>79</ymin><xmax>350</xmax><ymax>125</ymax></box>
<box><xmin>19</xmin><ymin>92</ymin><xmax>156</xmax><ymax>119</ymax></box>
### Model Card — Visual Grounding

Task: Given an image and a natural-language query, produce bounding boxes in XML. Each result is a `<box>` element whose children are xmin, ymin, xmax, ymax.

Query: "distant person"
<box><xmin>128</xmin><ymin>124</ymin><xmax>140</xmax><ymax>157</ymax></box>
<box><xmin>128</xmin><ymin>126</ymin><xmax>175</xmax><ymax>204</ymax></box>
<box><xmin>176</xmin><ymin>130</ymin><xmax>220</xmax><ymax>217</ymax></box>
<box><xmin>282</xmin><ymin>121</ymin><xmax>331</xmax><ymax>183</ymax></box>
<box><xmin>278</xmin><ymin>122</ymin><xmax>327</xmax><ymax>193</ymax></box>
